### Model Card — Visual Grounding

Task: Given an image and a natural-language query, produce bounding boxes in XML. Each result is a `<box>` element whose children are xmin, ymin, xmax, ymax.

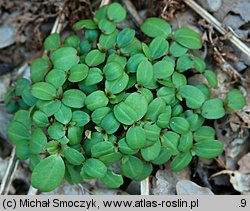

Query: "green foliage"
<box><xmin>5</xmin><ymin>3</ymin><xmax>245</xmax><ymax>192</ymax></box>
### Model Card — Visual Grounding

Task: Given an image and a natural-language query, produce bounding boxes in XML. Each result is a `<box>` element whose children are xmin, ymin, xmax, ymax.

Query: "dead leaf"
<box><xmin>211</xmin><ymin>170</ymin><xmax>250</xmax><ymax>194</ymax></box>
<box><xmin>238</xmin><ymin>153</ymin><xmax>250</xmax><ymax>174</ymax></box>
<box><xmin>151</xmin><ymin>165</ymin><xmax>190</xmax><ymax>195</ymax></box>
<box><xmin>176</xmin><ymin>180</ymin><xmax>214</xmax><ymax>195</ymax></box>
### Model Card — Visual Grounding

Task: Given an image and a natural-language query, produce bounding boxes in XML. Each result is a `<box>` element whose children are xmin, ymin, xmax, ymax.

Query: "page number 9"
<box><xmin>240</xmin><ymin>199</ymin><xmax>246</xmax><ymax>207</ymax></box>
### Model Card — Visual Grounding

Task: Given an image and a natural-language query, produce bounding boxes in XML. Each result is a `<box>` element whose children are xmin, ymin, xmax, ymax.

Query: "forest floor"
<box><xmin>0</xmin><ymin>0</ymin><xmax>249</xmax><ymax>195</ymax></box>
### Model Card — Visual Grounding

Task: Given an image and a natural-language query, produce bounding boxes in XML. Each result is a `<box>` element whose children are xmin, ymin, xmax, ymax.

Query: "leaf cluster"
<box><xmin>5</xmin><ymin>3</ymin><xmax>245</xmax><ymax>192</ymax></box>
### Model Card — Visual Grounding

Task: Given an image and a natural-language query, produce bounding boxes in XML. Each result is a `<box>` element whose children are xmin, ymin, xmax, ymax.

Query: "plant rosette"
<box><xmin>5</xmin><ymin>2</ymin><xmax>246</xmax><ymax>192</ymax></box>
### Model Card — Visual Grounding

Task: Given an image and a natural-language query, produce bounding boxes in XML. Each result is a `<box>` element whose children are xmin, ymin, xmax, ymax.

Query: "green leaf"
<box><xmin>172</xmin><ymin>104</ymin><xmax>183</xmax><ymax>117</ymax></box>
<box><xmin>69</xmin><ymin>64</ymin><xmax>89</xmax><ymax>82</ymax></box>
<box><xmin>73</xmin><ymin>19</ymin><xmax>97</xmax><ymax>30</ymax></box>
<box><xmin>72</xmin><ymin>111</ymin><xmax>90</xmax><ymax>127</ymax></box>
<box><xmin>79</xmin><ymin>40</ymin><xmax>91</xmax><ymax>54</ymax></box>
<box><xmin>172</xmin><ymin>72</ymin><xmax>187</xmax><ymax>87</ymax></box>
<box><xmin>140</xmin><ymin>88</ymin><xmax>153</xmax><ymax>104</ymax></box>
<box><xmin>141</xmin><ymin>140</ymin><xmax>161</xmax><ymax>161</ymax></box>
<box><xmin>30</xmin><ymin>128</ymin><xmax>47</xmax><ymax>154</ymax></box>
<box><xmin>193</xmin><ymin>56</ymin><xmax>206</xmax><ymax>73</ymax></box>
<box><xmin>99</xmin><ymin>152</ymin><xmax>122</xmax><ymax>165</ymax></box>
<box><xmin>48</xmin><ymin>122</ymin><xmax>65</xmax><ymax>140</ymax></box>
<box><xmin>81</xmin><ymin>67</ymin><xmax>103</xmax><ymax>86</ymax></box>
<box><xmin>127</xmin><ymin>53</ymin><xmax>147</xmax><ymax>73</ymax></box>
<box><xmin>94</xmin><ymin>5</ymin><xmax>108</xmax><ymax>23</ymax></box>
<box><xmin>133</xmin><ymin>162</ymin><xmax>153</xmax><ymax>181</ymax></box>
<box><xmin>29</xmin><ymin>155</ymin><xmax>41</xmax><ymax>171</ymax></box>
<box><xmin>225</xmin><ymin>89</ymin><xmax>246</xmax><ymax>110</ymax></box>
<box><xmin>107</xmin><ymin>53</ymin><xmax>127</xmax><ymax>68</ymax></box>
<box><xmin>31</xmin><ymin>155</ymin><xmax>65</xmax><ymax>192</ymax></box>
<box><xmin>101</xmin><ymin>112</ymin><xmax>120</xmax><ymax>134</ymax></box>
<box><xmin>32</xmin><ymin>110</ymin><xmax>49</xmax><ymax>127</ymax></box>
<box><xmin>117</xmin><ymin>28</ymin><xmax>135</xmax><ymax>47</ymax></box>
<box><xmin>149</xmin><ymin>36</ymin><xmax>169</xmax><ymax>59</ymax></box>
<box><xmin>30</xmin><ymin>58</ymin><xmax>50</xmax><ymax>83</ymax></box>
<box><xmin>195</xmin><ymin>84</ymin><xmax>211</xmax><ymax>100</ymax></box>
<box><xmin>85</xmin><ymin>49</ymin><xmax>105</xmax><ymax>67</ymax></box>
<box><xmin>188</xmin><ymin>114</ymin><xmax>205</xmax><ymax>132</ymax></box>
<box><xmin>16</xmin><ymin>141</ymin><xmax>30</xmax><ymax>160</ymax></box>
<box><xmin>109</xmin><ymin>91</ymin><xmax>125</xmax><ymax>104</ymax></box>
<box><xmin>99</xmin><ymin>29</ymin><xmax>118</xmax><ymax>50</ymax></box>
<box><xmin>126</xmin><ymin>126</ymin><xmax>146</xmax><ymax>149</ymax></box>
<box><xmin>146</xmin><ymin>98</ymin><xmax>166</xmax><ymax>122</ymax></box>
<box><xmin>81</xmin><ymin>158</ymin><xmax>107</xmax><ymax>178</ymax></box>
<box><xmin>170</xmin><ymin>151</ymin><xmax>192</xmax><ymax>172</ymax></box>
<box><xmin>46</xmin><ymin>141</ymin><xmax>59</xmax><ymax>154</ymax></box>
<box><xmin>136</xmin><ymin>60</ymin><xmax>153</xmax><ymax>87</ymax></box>
<box><xmin>114</xmin><ymin>102</ymin><xmax>137</xmax><ymax>125</ymax></box>
<box><xmin>176</xmin><ymin>54</ymin><xmax>194</xmax><ymax>72</ymax></box>
<box><xmin>13</xmin><ymin>110</ymin><xmax>32</xmax><ymax>128</ymax></box>
<box><xmin>107</xmin><ymin>2</ymin><xmax>126</xmax><ymax>22</ymax></box>
<box><xmin>142</xmin><ymin>43</ymin><xmax>151</xmax><ymax>59</ymax></box>
<box><xmin>124</xmin><ymin>92</ymin><xmax>148</xmax><ymax>121</ymax></box>
<box><xmin>7</xmin><ymin>121</ymin><xmax>30</xmax><ymax>144</ymax></box>
<box><xmin>63</xmin><ymin>35</ymin><xmax>80</xmax><ymax>49</ymax></box>
<box><xmin>141</xmin><ymin>17</ymin><xmax>171</xmax><ymax>38</ymax></box>
<box><xmin>54</xmin><ymin>104</ymin><xmax>72</xmax><ymax>125</ymax></box>
<box><xmin>45</xmin><ymin>69</ymin><xmax>66</xmax><ymax>89</ymax></box>
<box><xmin>103</xmin><ymin>61</ymin><xmax>123</xmax><ymax>81</ymax></box>
<box><xmin>120</xmin><ymin>156</ymin><xmax>143</xmax><ymax>179</ymax></box>
<box><xmin>85</xmin><ymin>29</ymin><xmax>99</xmax><ymax>43</ymax></box>
<box><xmin>118</xmin><ymin>138</ymin><xmax>139</xmax><ymax>155</ymax></box>
<box><xmin>91</xmin><ymin>141</ymin><xmax>114</xmax><ymax>158</ymax></box>
<box><xmin>120</xmin><ymin>38</ymin><xmax>142</xmax><ymax>56</ymax></box>
<box><xmin>194</xmin><ymin>140</ymin><xmax>223</xmax><ymax>159</ymax></box>
<box><xmin>91</xmin><ymin>107</ymin><xmax>111</xmax><ymax>125</ymax></box>
<box><xmin>152</xmin><ymin>147</ymin><xmax>172</xmax><ymax>165</ymax></box>
<box><xmin>62</xmin><ymin>89</ymin><xmax>86</xmax><ymax>108</ymax></box>
<box><xmin>100</xmin><ymin>169</ymin><xmax>123</xmax><ymax>188</ymax></box>
<box><xmin>105</xmin><ymin>72</ymin><xmax>129</xmax><ymax>94</ymax></box>
<box><xmin>174</xmin><ymin>28</ymin><xmax>202</xmax><ymax>49</ymax></box>
<box><xmin>85</xmin><ymin>90</ymin><xmax>108</xmax><ymax>111</ymax></box>
<box><xmin>44</xmin><ymin>33</ymin><xmax>60</xmax><ymax>51</ymax></box>
<box><xmin>51</xmin><ymin>47</ymin><xmax>79</xmax><ymax>71</ymax></box>
<box><xmin>36</xmin><ymin>99</ymin><xmax>61</xmax><ymax>116</ymax></box>
<box><xmin>65</xmin><ymin>164</ymin><xmax>83</xmax><ymax>184</ymax></box>
<box><xmin>153</xmin><ymin>60</ymin><xmax>174</xmax><ymax>79</ymax></box>
<box><xmin>15</xmin><ymin>78</ymin><xmax>30</xmax><ymax>96</ymax></box>
<box><xmin>193</xmin><ymin>126</ymin><xmax>215</xmax><ymax>142</ymax></box>
<box><xmin>204</xmin><ymin>70</ymin><xmax>218</xmax><ymax>88</ymax></box>
<box><xmin>156</xmin><ymin>112</ymin><xmax>171</xmax><ymax>128</ymax></box>
<box><xmin>180</xmin><ymin>85</ymin><xmax>205</xmax><ymax>109</ymax></box>
<box><xmin>170</xmin><ymin>117</ymin><xmax>190</xmax><ymax>134</ymax></box>
<box><xmin>161</xmin><ymin>131</ymin><xmax>180</xmax><ymax>155</ymax></box>
<box><xmin>178</xmin><ymin>131</ymin><xmax>193</xmax><ymax>152</ymax></box>
<box><xmin>31</xmin><ymin>82</ymin><xmax>57</xmax><ymax>100</ymax></box>
<box><xmin>157</xmin><ymin>87</ymin><xmax>175</xmax><ymax>104</ymax></box>
<box><xmin>98</xmin><ymin>19</ymin><xmax>116</xmax><ymax>35</ymax></box>
<box><xmin>169</xmin><ymin>41</ymin><xmax>187</xmax><ymax>57</ymax></box>
<box><xmin>143</xmin><ymin>122</ymin><xmax>161</xmax><ymax>146</ymax></box>
<box><xmin>201</xmin><ymin>98</ymin><xmax>225</xmax><ymax>119</ymax></box>
<box><xmin>68</xmin><ymin>126</ymin><xmax>83</xmax><ymax>145</ymax></box>
<box><xmin>63</xmin><ymin>147</ymin><xmax>85</xmax><ymax>165</ymax></box>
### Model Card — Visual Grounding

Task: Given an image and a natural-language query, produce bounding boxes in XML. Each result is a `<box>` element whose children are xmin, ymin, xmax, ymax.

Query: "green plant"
<box><xmin>5</xmin><ymin>2</ymin><xmax>245</xmax><ymax>192</ymax></box>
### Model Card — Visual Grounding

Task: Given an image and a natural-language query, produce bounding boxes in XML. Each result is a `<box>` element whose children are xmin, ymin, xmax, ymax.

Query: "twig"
<box><xmin>27</xmin><ymin>186</ymin><xmax>38</xmax><ymax>195</ymax></box>
<box><xmin>100</xmin><ymin>0</ymin><xmax>110</xmax><ymax>7</ymax></box>
<box><xmin>121</xmin><ymin>0</ymin><xmax>143</xmax><ymax>26</ymax></box>
<box><xmin>140</xmin><ymin>177</ymin><xmax>150</xmax><ymax>195</ymax></box>
<box><xmin>0</xmin><ymin>147</ymin><xmax>19</xmax><ymax>195</ymax></box>
<box><xmin>183</xmin><ymin>0</ymin><xmax>250</xmax><ymax>59</ymax></box>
